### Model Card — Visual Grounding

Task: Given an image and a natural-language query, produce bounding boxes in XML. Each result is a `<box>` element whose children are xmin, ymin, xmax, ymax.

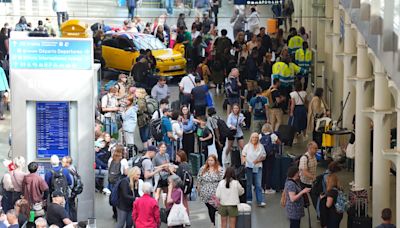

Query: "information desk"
<box><xmin>36</xmin><ymin>102</ymin><xmax>70</xmax><ymax>159</ymax></box>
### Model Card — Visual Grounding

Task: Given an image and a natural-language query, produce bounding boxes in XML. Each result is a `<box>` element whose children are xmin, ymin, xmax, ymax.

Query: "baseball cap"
<box><xmin>52</xmin><ymin>190</ymin><xmax>64</xmax><ymax>198</ymax></box>
<box><xmin>146</xmin><ymin>145</ymin><xmax>158</xmax><ymax>153</ymax></box>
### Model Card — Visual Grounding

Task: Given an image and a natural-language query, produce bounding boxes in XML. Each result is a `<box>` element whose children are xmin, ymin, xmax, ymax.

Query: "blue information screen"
<box><xmin>36</xmin><ymin>102</ymin><xmax>69</xmax><ymax>159</ymax></box>
<box><xmin>9</xmin><ymin>39</ymin><xmax>92</xmax><ymax>70</ymax></box>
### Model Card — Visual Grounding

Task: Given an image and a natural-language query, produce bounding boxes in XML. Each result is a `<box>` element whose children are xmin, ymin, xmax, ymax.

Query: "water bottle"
<box><xmin>26</xmin><ymin>211</ymin><xmax>35</xmax><ymax>228</ymax></box>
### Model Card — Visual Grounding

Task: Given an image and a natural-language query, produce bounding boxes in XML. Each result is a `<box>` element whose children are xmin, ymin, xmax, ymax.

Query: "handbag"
<box><xmin>167</xmin><ymin>191</ymin><xmax>190</xmax><ymax>226</ymax></box>
<box><xmin>208</xmin><ymin>194</ymin><xmax>221</xmax><ymax>209</ymax></box>
<box><xmin>230</xmin><ymin>115</ymin><xmax>240</xmax><ymax>137</ymax></box>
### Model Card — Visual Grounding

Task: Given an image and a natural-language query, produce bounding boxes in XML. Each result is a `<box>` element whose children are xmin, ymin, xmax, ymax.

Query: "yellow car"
<box><xmin>101</xmin><ymin>32</ymin><xmax>187</xmax><ymax>77</ymax></box>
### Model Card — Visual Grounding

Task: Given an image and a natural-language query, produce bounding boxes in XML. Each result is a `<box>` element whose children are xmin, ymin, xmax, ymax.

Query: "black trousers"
<box><xmin>205</xmin><ymin>203</ymin><xmax>217</xmax><ymax>225</ymax></box>
<box><xmin>183</xmin><ymin>132</ymin><xmax>195</xmax><ymax>155</ymax></box>
<box><xmin>262</xmin><ymin>155</ymin><xmax>275</xmax><ymax>190</ymax></box>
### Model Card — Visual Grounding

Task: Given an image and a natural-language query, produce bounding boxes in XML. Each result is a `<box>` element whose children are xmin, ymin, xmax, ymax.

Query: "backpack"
<box><xmin>109</xmin><ymin>177</ymin><xmax>127</xmax><ymax>207</ymax></box>
<box><xmin>334</xmin><ymin>189</ymin><xmax>350</xmax><ymax>213</ymax></box>
<box><xmin>150</xmin><ymin>111</ymin><xmax>163</xmax><ymax>142</ymax></box>
<box><xmin>225</xmin><ymin>78</ymin><xmax>239</xmax><ymax>98</ymax></box>
<box><xmin>146</xmin><ymin>97</ymin><xmax>159</xmax><ymax>115</ymax></box>
<box><xmin>70</xmin><ymin>170</ymin><xmax>83</xmax><ymax>198</ymax></box>
<box><xmin>263</xmin><ymin>87</ymin><xmax>277</xmax><ymax>107</ymax></box>
<box><xmin>260</xmin><ymin>133</ymin><xmax>275</xmax><ymax>157</ymax></box>
<box><xmin>50</xmin><ymin>168</ymin><xmax>69</xmax><ymax>197</ymax></box>
<box><xmin>108</xmin><ymin>160</ymin><xmax>122</xmax><ymax>184</ymax></box>
<box><xmin>181</xmin><ymin>169</ymin><xmax>193</xmax><ymax>195</ymax></box>
<box><xmin>137</xmin><ymin>98</ymin><xmax>150</xmax><ymax>128</ymax></box>
<box><xmin>310</xmin><ymin>172</ymin><xmax>327</xmax><ymax>200</ymax></box>
<box><xmin>253</xmin><ymin>96</ymin><xmax>265</xmax><ymax>116</ymax></box>
<box><xmin>216</xmin><ymin>117</ymin><xmax>232</xmax><ymax>140</ymax></box>
<box><xmin>294</xmin><ymin>154</ymin><xmax>308</xmax><ymax>167</ymax></box>
<box><xmin>133</xmin><ymin>156</ymin><xmax>149</xmax><ymax>180</ymax></box>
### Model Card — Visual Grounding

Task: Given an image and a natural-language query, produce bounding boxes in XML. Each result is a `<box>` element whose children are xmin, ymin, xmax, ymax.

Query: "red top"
<box><xmin>132</xmin><ymin>194</ymin><xmax>160</xmax><ymax>228</ymax></box>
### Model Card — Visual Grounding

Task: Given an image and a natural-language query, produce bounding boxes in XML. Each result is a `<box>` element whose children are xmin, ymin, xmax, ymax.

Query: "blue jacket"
<box><xmin>45</xmin><ymin>165</ymin><xmax>73</xmax><ymax>189</ymax></box>
<box><xmin>121</xmin><ymin>105</ymin><xmax>137</xmax><ymax>133</ymax></box>
<box><xmin>0</xmin><ymin>67</ymin><xmax>9</xmax><ymax>92</ymax></box>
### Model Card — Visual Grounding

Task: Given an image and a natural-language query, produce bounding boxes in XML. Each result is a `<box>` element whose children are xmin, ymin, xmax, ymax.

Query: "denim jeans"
<box><xmin>167</xmin><ymin>144</ymin><xmax>175</xmax><ymax>162</ymax></box>
<box><xmin>104</xmin><ymin>116</ymin><xmax>117</xmax><ymax>136</ymax></box>
<box><xmin>165</xmin><ymin>0</ymin><xmax>173</xmax><ymax>15</ymax></box>
<box><xmin>115</xmin><ymin>208</ymin><xmax>133</xmax><ymax>228</ymax></box>
<box><xmin>245</xmin><ymin>167</ymin><xmax>265</xmax><ymax>204</ymax></box>
<box><xmin>95</xmin><ymin>169</ymin><xmax>109</xmax><ymax>189</ymax></box>
<box><xmin>128</xmin><ymin>6</ymin><xmax>135</xmax><ymax>20</ymax></box>
<box><xmin>56</xmin><ymin>12</ymin><xmax>68</xmax><ymax>27</ymax></box>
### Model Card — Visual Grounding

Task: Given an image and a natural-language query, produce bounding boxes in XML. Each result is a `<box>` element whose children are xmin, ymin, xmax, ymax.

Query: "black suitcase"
<box><xmin>231</xmin><ymin>147</ymin><xmax>242</xmax><ymax>167</ymax></box>
<box><xmin>189</xmin><ymin>153</ymin><xmax>205</xmax><ymax>176</ymax></box>
<box><xmin>278</xmin><ymin>124</ymin><xmax>296</xmax><ymax>147</ymax></box>
<box><xmin>349</xmin><ymin>198</ymin><xmax>372</xmax><ymax>228</ymax></box>
<box><xmin>271</xmin><ymin>154</ymin><xmax>293</xmax><ymax>191</ymax></box>
<box><xmin>238</xmin><ymin>179</ymin><xmax>247</xmax><ymax>203</ymax></box>
<box><xmin>236</xmin><ymin>210</ymin><xmax>251</xmax><ymax>227</ymax></box>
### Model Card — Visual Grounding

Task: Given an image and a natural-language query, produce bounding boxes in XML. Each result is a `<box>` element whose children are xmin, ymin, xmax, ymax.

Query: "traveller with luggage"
<box><xmin>216</xmin><ymin>167</ymin><xmax>244</xmax><ymax>228</ymax></box>
<box><xmin>153</xmin><ymin>142</ymin><xmax>173</xmax><ymax>204</ymax></box>
<box><xmin>266</xmin><ymin>78</ymin><xmax>285</xmax><ymax>131</ymax></box>
<box><xmin>180</xmin><ymin>105</ymin><xmax>196</xmax><ymax>156</ymax></box>
<box><xmin>260</xmin><ymin>123</ymin><xmax>280</xmax><ymax>194</ymax></box>
<box><xmin>248</xmin><ymin>88</ymin><xmax>269</xmax><ymax>134</ymax></box>
<box><xmin>197</xmin><ymin>155</ymin><xmax>224</xmax><ymax>227</ymax></box>
<box><xmin>307</xmin><ymin>88</ymin><xmax>329</xmax><ymax>148</ymax></box>
<box><xmin>242</xmin><ymin>132</ymin><xmax>266</xmax><ymax>207</ymax></box>
<box><xmin>282</xmin><ymin>166</ymin><xmax>311</xmax><ymax>228</ymax></box>
<box><xmin>121</xmin><ymin>96</ymin><xmax>137</xmax><ymax>155</ymax></box>
<box><xmin>298</xmin><ymin>141</ymin><xmax>318</xmax><ymax>189</ymax></box>
<box><xmin>196</xmin><ymin>116</ymin><xmax>213</xmax><ymax>162</ymax></box>
<box><xmin>101</xmin><ymin>87</ymin><xmax>120</xmax><ymax>136</ymax></box>
<box><xmin>226</xmin><ymin>104</ymin><xmax>246</xmax><ymax>160</ymax></box>
<box><xmin>319</xmin><ymin>174</ymin><xmax>346</xmax><ymax>228</ymax></box>
<box><xmin>289</xmin><ymin>81</ymin><xmax>308</xmax><ymax>143</ymax></box>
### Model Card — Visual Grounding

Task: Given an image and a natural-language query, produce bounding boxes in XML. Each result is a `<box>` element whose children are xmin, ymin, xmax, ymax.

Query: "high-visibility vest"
<box><xmin>288</xmin><ymin>35</ymin><xmax>304</xmax><ymax>55</ymax></box>
<box><xmin>271</xmin><ymin>62</ymin><xmax>293</xmax><ymax>87</ymax></box>
<box><xmin>295</xmin><ymin>48</ymin><xmax>312</xmax><ymax>69</ymax></box>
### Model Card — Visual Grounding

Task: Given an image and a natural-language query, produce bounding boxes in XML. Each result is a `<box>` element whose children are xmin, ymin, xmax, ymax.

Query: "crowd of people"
<box><xmin>0</xmin><ymin>1</ymin><xmax>397</xmax><ymax>228</ymax></box>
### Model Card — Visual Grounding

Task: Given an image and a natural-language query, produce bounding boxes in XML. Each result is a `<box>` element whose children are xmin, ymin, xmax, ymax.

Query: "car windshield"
<box><xmin>133</xmin><ymin>37</ymin><xmax>165</xmax><ymax>50</ymax></box>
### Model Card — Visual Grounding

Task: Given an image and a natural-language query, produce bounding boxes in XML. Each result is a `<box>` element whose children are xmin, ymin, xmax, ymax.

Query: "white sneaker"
<box><xmin>258</xmin><ymin>202</ymin><xmax>266</xmax><ymax>207</ymax></box>
<box><xmin>262</xmin><ymin>189</ymin><xmax>265</xmax><ymax>194</ymax></box>
<box><xmin>266</xmin><ymin>189</ymin><xmax>276</xmax><ymax>194</ymax></box>
<box><xmin>103</xmin><ymin>188</ymin><xmax>111</xmax><ymax>195</ymax></box>
<box><xmin>349</xmin><ymin>181</ymin><xmax>355</xmax><ymax>186</ymax></box>
<box><xmin>246</xmin><ymin>201</ymin><xmax>252</xmax><ymax>204</ymax></box>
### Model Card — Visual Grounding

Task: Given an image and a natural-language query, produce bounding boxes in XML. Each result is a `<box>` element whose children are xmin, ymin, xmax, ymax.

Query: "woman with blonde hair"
<box><xmin>197</xmin><ymin>155</ymin><xmax>224</xmax><ymax>227</ymax></box>
<box><xmin>242</xmin><ymin>132</ymin><xmax>266</xmax><ymax>207</ymax></box>
<box><xmin>115</xmin><ymin>166</ymin><xmax>143</xmax><ymax>228</ymax></box>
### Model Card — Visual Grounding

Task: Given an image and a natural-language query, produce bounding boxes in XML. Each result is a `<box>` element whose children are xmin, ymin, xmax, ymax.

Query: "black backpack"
<box><xmin>50</xmin><ymin>168</ymin><xmax>69</xmax><ymax>197</ymax></box>
<box><xmin>216</xmin><ymin>117</ymin><xmax>233</xmax><ymax>140</ymax></box>
<box><xmin>108</xmin><ymin>161</ymin><xmax>122</xmax><ymax>184</ymax></box>
<box><xmin>181</xmin><ymin>169</ymin><xmax>193</xmax><ymax>195</ymax></box>
<box><xmin>70</xmin><ymin>170</ymin><xmax>83</xmax><ymax>198</ymax></box>
<box><xmin>310</xmin><ymin>172</ymin><xmax>327</xmax><ymax>200</ymax></box>
<box><xmin>150</xmin><ymin>112</ymin><xmax>163</xmax><ymax>142</ymax></box>
<box><xmin>133</xmin><ymin>156</ymin><xmax>149</xmax><ymax>180</ymax></box>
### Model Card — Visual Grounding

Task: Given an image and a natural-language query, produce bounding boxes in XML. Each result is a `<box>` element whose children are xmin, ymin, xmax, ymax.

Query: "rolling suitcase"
<box><xmin>237</xmin><ymin>203</ymin><xmax>251</xmax><ymax>227</ymax></box>
<box><xmin>231</xmin><ymin>146</ymin><xmax>242</xmax><ymax>167</ymax></box>
<box><xmin>189</xmin><ymin>153</ymin><xmax>205</xmax><ymax>176</ymax></box>
<box><xmin>278</xmin><ymin>124</ymin><xmax>296</xmax><ymax>147</ymax></box>
<box><xmin>351</xmin><ymin>198</ymin><xmax>372</xmax><ymax>228</ymax></box>
<box><xmin>271</xmin><ymin>154</ymin><xmax>293</xmax><ymax>191</ymax></box>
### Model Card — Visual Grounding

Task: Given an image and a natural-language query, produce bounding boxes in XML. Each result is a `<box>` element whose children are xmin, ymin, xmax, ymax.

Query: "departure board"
<box><xmin>234</xmin><ymin>0</ymin><xmax>281</xmax><ymax>4</ymax></box>
<box><xmin>36</xmin><ymin>102</ymin><xmax>69</xmax><ymax>159</ymax></box>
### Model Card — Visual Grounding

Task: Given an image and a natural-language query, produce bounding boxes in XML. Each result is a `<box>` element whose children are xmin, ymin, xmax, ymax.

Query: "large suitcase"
<box><xmin>278</xmin><ymin>124</ymin><xmax>296</xmax><ymax>146</ymax></box>
<box><xmin>231</xmin><ymin>147</ymin><xmax>242</xmax><ymax>167</ymax></box>
<box><xmin>237</xmin><ymin>204</ymin><xmax>251</xmax><ymax>227</ymax></box>
<box><xmin>270</xmin><ymin>154</ymin><xmax>293</xmax><ymax>191</ymax></box>
<box><xmin>349</xmin><ymin>198</ymin><xmax>372</xmax><ymax>228</ymax></box>
<box><xmin>238</xmin><ymin>179</ymin><xmax>247</xmax><ymax>203</ymax></box>
<box><xmin>189</xmin><ymin>153</ymin><xmax>205</xmax><ymax>176</ymax></box>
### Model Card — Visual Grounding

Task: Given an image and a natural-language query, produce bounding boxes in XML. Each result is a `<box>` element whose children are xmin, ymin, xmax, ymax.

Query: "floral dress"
<box><xmin>197</xmin><ymin>166</ymin><xmax>224</xmax><ymax>203</ymax></box>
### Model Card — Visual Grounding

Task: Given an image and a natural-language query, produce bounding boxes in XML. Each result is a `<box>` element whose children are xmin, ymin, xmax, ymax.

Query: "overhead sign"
<box><xmin>36</xmin><ymin>102</ymin><xmax>70</xmax><ymax>159</ymax></box>
<box><xmin>9</xmin><ymin>38</ymin><xmax>92</xmax><ymax>70</ymax></box>
<box><xmin>234</xmin><ymin>0</ymin><xmax>281</xmax><ymax>5</ymax></box>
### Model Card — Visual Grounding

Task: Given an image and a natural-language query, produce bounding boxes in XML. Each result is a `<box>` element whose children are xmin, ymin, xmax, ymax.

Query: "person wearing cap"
<box><xmin>151</xmin><ymin>77</ymin><xmax>170</xmax><ymax>102</ymax></box>
<box><xmin>45</xmin><ymin>155</ymin><xmax>73</xmax><ymax>200</ymax></box>
<box><xmin>116</xmin><ymin>74</ymin><xmax>128</xmax><ymax>101</ymax></box>
<box><xmin>46</xmin><ymin>190</ymin><xmax>73</xmax><ymax>228</ymax></box>
<box><xmin>161</xmin><ymin>108</ymin><xmax>175</xmax><ymax>160</ymax></box>
<box><xmin>94</xmin><ymin>140</ymin><xmax>111</xmax><ymax>195</ymax></box>
<box><xmin>191</xmin><ymin>77</ymin><xmax>208</xmax><ymax>117</ymax></box>
<box><xmin>141</xmin><ymin>146</ymin><xmax>169</xmax><ymax>186</ymax></box>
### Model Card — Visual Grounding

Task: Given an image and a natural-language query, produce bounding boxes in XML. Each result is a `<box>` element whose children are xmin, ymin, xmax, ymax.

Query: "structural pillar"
<box><xmin>324</xmin><ymin>0</ymin><xmax>334</xmax><ymax>100</ymax></box>
<box><xmin>331</xmin><ymin>0</ymin><xmax>343</xmax><ymax>119</ymax></box>
<box><xmin>314</xmin><ymin>0</ymin><xmax>326</xmax><ymax>88</ymax></box>
<box><xmin>354</xmin><ymin>32</ymin><xmax>372</xmax><ymax>190</ymax></box>
<box><xmin>342</xmin><ymin>12</ymin><xmax>356</xmax><ymax>128</ymax></box>
<box><xmin>372</xmin><ymin>58</ymin><xmax>391</xmax><ymax>226</ymax></box>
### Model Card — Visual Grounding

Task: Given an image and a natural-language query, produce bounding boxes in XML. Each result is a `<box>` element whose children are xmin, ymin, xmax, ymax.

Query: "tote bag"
<box><xmin>167</xmin><ymin>191</ymin><xmax>191</xmax><ymax>226</ymax></box>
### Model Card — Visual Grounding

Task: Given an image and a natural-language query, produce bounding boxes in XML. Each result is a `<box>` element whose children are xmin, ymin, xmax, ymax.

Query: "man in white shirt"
<box><xmin>101</xmin><ymin>87</ymin><xmax>119</xmax><ymax>135</ymax></box>
<box><xmin>179</xmin><ymin>71</ymin><xmax>196</xmax><ymax>108</ymax></box>
<box><xmin>151</xmin><ymin>98</ymin><xmax>169</xmax><ymax>120</ymax></box>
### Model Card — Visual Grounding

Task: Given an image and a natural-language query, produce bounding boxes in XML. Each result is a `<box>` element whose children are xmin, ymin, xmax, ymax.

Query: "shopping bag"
<box><xmin>167</xmin><ymin>191</ymin><xmax>190</xmax><ymax>226</ymax></box>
